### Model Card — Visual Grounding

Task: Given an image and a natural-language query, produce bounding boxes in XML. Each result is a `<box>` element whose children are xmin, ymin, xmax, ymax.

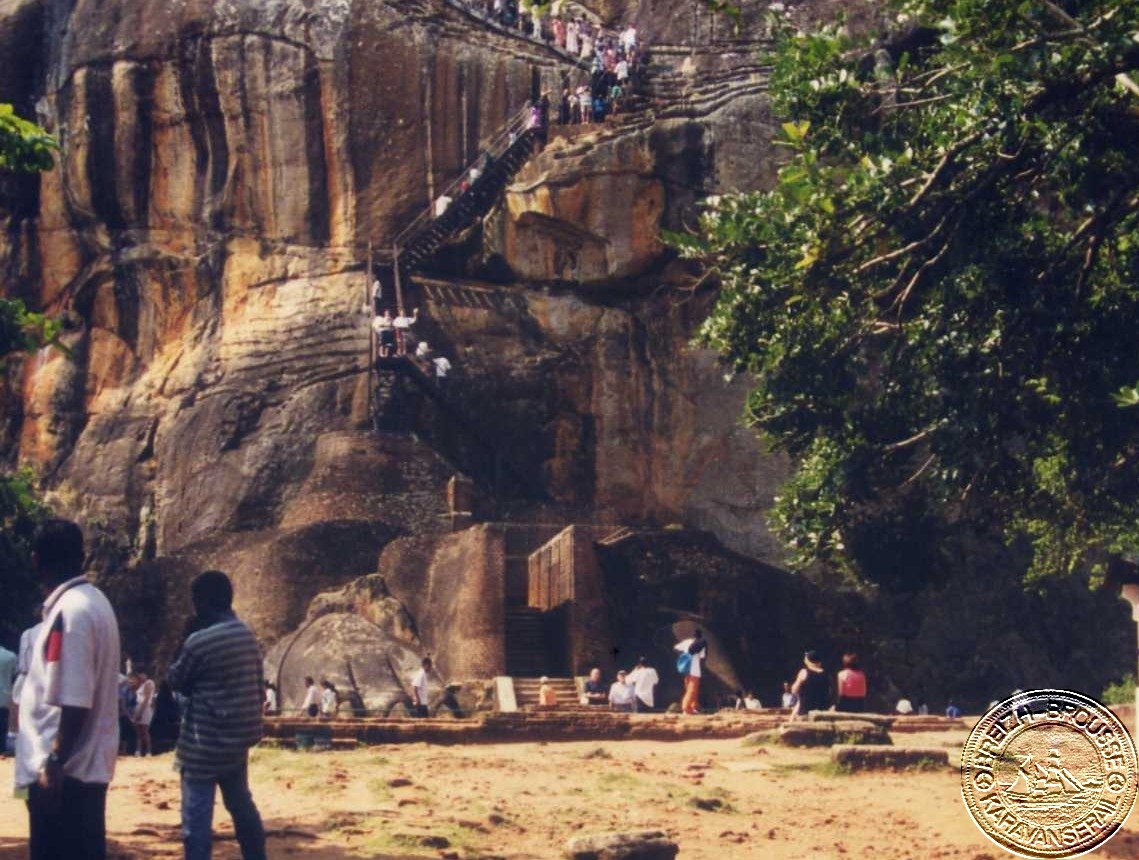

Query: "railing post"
<box><xmin>393</xmin><ymin>243</ymin><xmax>405</xmax><ymax>316</ymax></box>
<box><xmin>367</xmin><ymin>242</ymin><xmax>374</xmax><ymax>422</ymax></box>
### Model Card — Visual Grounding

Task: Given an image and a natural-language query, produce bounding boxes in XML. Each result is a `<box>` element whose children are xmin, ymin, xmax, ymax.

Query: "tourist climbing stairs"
<box><xmin>391</xmin><ymin>102</ymin><xmax>540</xmax><ymax>275</ymax></box>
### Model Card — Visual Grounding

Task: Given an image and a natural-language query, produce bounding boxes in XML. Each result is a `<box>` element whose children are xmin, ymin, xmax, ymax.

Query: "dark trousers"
<box><xmin>28</xmin><ymin>778</ymin><xmax>108</xmax><ymax>860</ymax></box>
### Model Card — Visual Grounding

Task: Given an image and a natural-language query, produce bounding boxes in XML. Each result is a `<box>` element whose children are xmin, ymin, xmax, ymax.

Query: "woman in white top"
<box><xmin>302</xmin><ymin>676</ymin><xmax>320</xmax><ymax>717</ymax></box>
<box><xmin>264</xmin><ymin>681</ymin><xmax>278</xmax><ymax>715</ymax></box>
<box><xmin>320</xmin><ymin>680</ymin><xmax>339</xmax><ymax>719</ymax></box>
<box><xmin>674</xmin><ymin>629</ymin><xmax>708</xmax><ymax>715</ymax></box>
<box><xmin>132</xmin><ymin>670</ymin><xmax>156</xmax><ymax>756</ymax></box>
<box><xmin>566</xmin><ymin>19</ymin><xmax>579</xmax><ymax>55</ymax></box>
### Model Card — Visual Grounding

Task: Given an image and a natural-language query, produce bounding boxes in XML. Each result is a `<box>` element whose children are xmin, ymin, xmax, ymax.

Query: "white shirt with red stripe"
<box><xmin>15</xmin><ymin>576</ymin><xmax>121</xmax><ymax>788</ymax></box>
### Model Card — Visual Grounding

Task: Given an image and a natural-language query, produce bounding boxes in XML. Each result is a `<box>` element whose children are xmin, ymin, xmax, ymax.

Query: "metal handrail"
<box><xmin>391</xmin><ymin>101</ymin><xmax>538</xmax><ymax>252</ymax></box>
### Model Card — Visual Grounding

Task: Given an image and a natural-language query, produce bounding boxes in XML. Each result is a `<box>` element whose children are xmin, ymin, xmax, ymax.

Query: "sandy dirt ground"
<box><xmin>4</xmin><ymin>731</ymin><xmax>1139</xmax><ymax>859</ymax></box>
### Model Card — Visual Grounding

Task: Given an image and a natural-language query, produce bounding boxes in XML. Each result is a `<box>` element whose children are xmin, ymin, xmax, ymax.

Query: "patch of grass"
<box><xmin>906</xmin><ymin>755</ymin><xmax>950</xmax><ymax>772</ymax></box>
<box><xmin>365</xmin><ymin>777</ymin><xmax>394</xmax><ymax>803</ymax></box>
<box><xmin>740</xmin><ymin>731</ymin><xmax>779</xmax><ymax>746</ymax></box>
<box><xmin>597</xmin><ymin>772</ymin><xmax>643</xmax><ymax>791</ymax></box>
<box><xmin>768</xmin><ymin>759</ymin><xmax>853</xmax><ymax>778</ymax></box>
<box><xmin>810</xmin><ymin>760</ymin><xmax>854</xmax><ymax>777</ymax></box>
<box><xmin>350</xmin><ymin>822</ymin><xmax>482</xmax><ymax>857</ymax></box>
<box><xmin>768</xmin><ymin>761</ymin><xmax>813</xmax><ymax>774</ymax></box>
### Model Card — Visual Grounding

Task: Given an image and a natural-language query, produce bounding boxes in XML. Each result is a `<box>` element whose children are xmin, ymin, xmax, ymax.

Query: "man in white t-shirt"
<box><xmin>625</xmin><ymin>657</ymin><xmax>659</xmax><ymax>713</ymax></box>
<box><xmin>411</xmin><ymin>658</ymin><xmax>432</xmax><ymax>717</ymax></box>
<box><xmin>16</xmin><ymin>518</ymin><xmax>121</xmax><ymax>860</ymax></box>
<box><xmin>432</xmin><ymin>355</ymin><xmax>452</xmax><ymax>390</ymax></box>
<box><xmin>8</xmin><ymin>622</ymin><xmax>42</xmax><ymax>754</ymax></box>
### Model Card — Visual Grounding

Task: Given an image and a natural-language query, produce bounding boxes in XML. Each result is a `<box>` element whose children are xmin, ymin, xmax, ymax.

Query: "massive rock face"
<box><xmin>0</xmin><ymin>0</ymin><xmax>801</xmax><ymax>662</ymax></box>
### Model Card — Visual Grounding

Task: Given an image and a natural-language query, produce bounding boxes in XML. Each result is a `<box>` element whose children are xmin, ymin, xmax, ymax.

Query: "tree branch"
<box><xmin>902</xmin><ymin>453</ymin><xmax>937</xmax><ymax>486</ymax></box>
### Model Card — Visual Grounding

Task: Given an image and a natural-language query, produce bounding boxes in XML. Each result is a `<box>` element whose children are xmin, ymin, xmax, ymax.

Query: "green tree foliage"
<box><xmin>0</xmin><ymin>103</ymin><xmax>56</xmax><ymax>171</ymax></box>
<box><xmin>681</xmin><ymin>0</ymin><xmax>1139</xmax><ymax>584</ymax></box>
<box><xmin>1</xmin><ymin>105</ymin><xmax>59</xmax><ymax>641</ymax></box>
<box><xmin>0</xmin><ymin>297</ymin><xmax>63</xmax><ymax>366</ymax></box>
<box><xmin>0</xmin><ymin>469</ymin><xmax>51</xmax><ymax>643</ymax></box>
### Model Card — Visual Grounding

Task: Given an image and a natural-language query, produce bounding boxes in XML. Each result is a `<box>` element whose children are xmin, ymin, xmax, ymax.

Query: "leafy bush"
<box><xmin>1102</xmin><ymin>676</ymin><xmax>1136</xmax><ymax>707</ymax></box>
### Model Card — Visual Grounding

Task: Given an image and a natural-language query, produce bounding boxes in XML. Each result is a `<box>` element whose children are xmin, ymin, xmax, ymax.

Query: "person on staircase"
<box><xmin>538</xmin><ymin>676</ymin><xmax>558</xmax><ymax>709</ymax></box>
<box><xmin>393</xmin><ymin>307</ymin><xmax>419</xmax><ymax>356</ymax></box>
<box><xmin>432</xmin><ymin>354</ymin><xmax>452</xmax><ymax>391</ymax></box>
<box><xmin>372</xmin><ymin>309</ymin><xmax>395</xmax><ymax>358</ymax></box>
<box><xmin>538</xmin><ymin>93</ymin><xmax>550</xmax><ymax>147</ymax></box>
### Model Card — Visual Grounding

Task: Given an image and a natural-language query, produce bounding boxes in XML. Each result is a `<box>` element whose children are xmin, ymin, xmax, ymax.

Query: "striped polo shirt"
<box><xmin>167</xmin><ymin>612</ymin><xmax>263</xmax><ymax>780</ymax></box>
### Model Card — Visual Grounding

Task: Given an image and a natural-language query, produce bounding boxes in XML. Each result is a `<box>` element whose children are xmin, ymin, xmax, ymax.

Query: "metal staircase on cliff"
<box><xmin>371</xmin><ymin>353</ymin><xmax>545</xmax><ymax>501</ymax></box>
<box><xmin>389</xmin><ymin>102</ymin><xmax>540</xmax><ymax>278</ymax></box>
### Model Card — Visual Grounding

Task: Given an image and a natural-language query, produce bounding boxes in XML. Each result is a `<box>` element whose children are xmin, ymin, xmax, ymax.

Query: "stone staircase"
<box><xmin>512</xmin><ymin>675</ymin><xmax>579</xmax><ymax>708</ymax></box>
<box><xmin>504</xmin><ymin>606</ymin><xmax>549</xmax><ymax>676</ymax></box>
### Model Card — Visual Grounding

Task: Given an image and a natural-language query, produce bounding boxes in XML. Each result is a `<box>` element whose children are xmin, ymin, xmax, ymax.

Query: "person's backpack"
<box><xmin>676</xmin><ymin>651</ymin><xmax>692</xmax><ymax>674</ymax></box>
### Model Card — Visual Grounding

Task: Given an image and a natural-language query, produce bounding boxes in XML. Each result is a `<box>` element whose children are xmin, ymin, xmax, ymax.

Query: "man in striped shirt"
<box><xmin>168</xmin><ymin>571</ymin><xmax>266</xmax><ymax>860</ymax></box>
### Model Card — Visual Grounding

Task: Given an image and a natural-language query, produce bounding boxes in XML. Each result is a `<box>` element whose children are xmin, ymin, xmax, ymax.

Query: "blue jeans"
<box><xmin>181</xmin><ymin>762</ymin><xmax>266</xmax><ymax>860</ymax></box>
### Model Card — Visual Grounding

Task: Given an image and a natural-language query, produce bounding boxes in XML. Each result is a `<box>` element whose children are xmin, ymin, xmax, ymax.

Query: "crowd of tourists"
<box><xmin>451</xmin><ymin>0</ymin><xmax>646</xmax><ymax>127</ymax></box>
<box><xmin>450</xmin><ymin>0</ymin><xmax>641</xmax><ymax>70</ymax></box>
<box><xmin>544</xmin><ymin>637</ymin><xmax>961</xmax><ymax>719</ymax></box>
<box><xmin>369</xmin><ymin>286</ymin><xmax>454</xmax><ymax>387</ymax></box>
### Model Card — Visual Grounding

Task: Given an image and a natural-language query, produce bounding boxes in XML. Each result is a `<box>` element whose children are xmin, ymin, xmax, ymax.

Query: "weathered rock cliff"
<box><xmin>0</xmin><ymin>0</ymin><xmax>800</xmax><ymax>659</ymax></box>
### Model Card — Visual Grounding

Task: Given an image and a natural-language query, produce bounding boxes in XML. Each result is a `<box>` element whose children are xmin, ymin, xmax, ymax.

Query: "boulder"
<box><xmin>565</xmin><ymin>830</ymin><xmax>679</xmax><ymax>860</ymax></box>
<box><xmin>778</xmin><ymin>721</ymin><xmax>891</xmax><ymax>747</ymax></box>
<box><xmin>265</xmin><ymin>612</ymin><xmax>424</xmax><ymax>715</ymax></box>
<box><xmin>304</xmin><ymin>573</ymin><xmax>418</xmax><ymax>644</ymax></box>
<box><xmin>831</xmin><ymin>745</ymin><xmax>950</xmax><ymax>771</ymax></box>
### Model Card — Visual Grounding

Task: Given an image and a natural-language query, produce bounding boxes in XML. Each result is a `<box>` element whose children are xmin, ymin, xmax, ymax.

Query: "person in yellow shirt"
<box><xmin>538</xmin><ymin>676</ymin><xmax>557</xmax><ymax>708</ymax></box>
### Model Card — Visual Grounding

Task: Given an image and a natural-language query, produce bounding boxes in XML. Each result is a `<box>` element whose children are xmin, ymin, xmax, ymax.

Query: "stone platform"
<box><xmin>262</xmin><ymin>708</ymin><xmax>968</xmax><ymax>747</ymax></box>
<box><xmin>264</xmin><ymin>710</ymin><xmax>788</xmax><ymax>746</ymax></box>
